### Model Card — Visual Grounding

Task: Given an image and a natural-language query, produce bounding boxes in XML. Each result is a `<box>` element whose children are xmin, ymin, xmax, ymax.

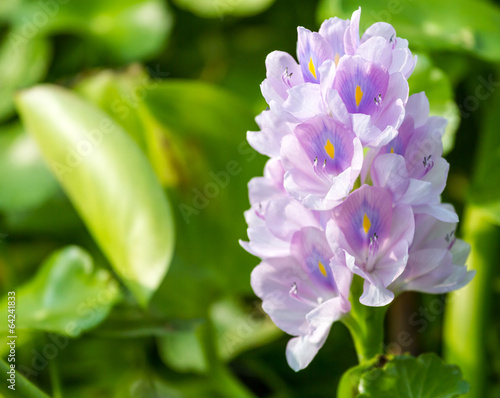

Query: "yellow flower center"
<box><xmin>308</xmin><ymin>57</ymin><xmax>317</xmax><ymax>79</ymax></box>
<box><xmin>318</xmin><ymin>261</ymin><xmax>328</xmax><ymax>277</ymax></box>
<box><xmin>324</xmin><ymin>139</ymin><xmax>335</xmax><ymax>159</ymax></box>
<box><xmin>355</xmin><ymin>85</ymin><xmax>363</xmax><ymax>107</ymax></box>
<box><xmin>363</xmin><ymin>213</ymin><xmax>371</xmax><ymax>234</ymax></box>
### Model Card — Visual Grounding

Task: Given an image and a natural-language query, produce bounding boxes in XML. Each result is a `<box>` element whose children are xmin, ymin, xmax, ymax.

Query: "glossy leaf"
<box><xmin>0</xmin><ymin>246</ymin><xmax>120</xmax><ymax>336</ymax></box>
<box><xmin>74</xmin><ymin>66</ymin><xmax>177</xmax><ymax>186</ymax></box>
<box><xmin>317</xmin><ymin>0</ymin><xmax>500</xmax><ymax>62</ymax></box>
<box><xmin>172</xmin><ymin>0</ymin><xmax>275</xmax><ymax>18</ymax></box>
<box><xmin>15</xmin><ymin>85</ymin><xmax>175</xmax><ymax>306</ymax></box>
<box><xmin>0</xmin><ymin>123</ymin><xmax>58</xmax><ymax>212</ymax></box>
<box><xmin>357</xmin><ymin>353</ymin><xmax>469</xmax><ymax>398</ymax></box>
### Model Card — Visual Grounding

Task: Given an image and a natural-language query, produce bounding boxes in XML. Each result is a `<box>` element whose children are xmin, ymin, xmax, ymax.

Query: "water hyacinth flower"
<box><xmin>389</xmin><ymin>206</ymin><xmax>475</xmax><ymax>294</ymax></box>
<box><xmin>251</xmin><ymin>226</ymin><xmax>352</xmax><ymax>371</ymax></box>
<box><xmin>242</xmin><ymin>7</ymin><xmax>474</xmax><ymax>371</ymax></box>
<box><xmin>281</xmin><ymin>115</ymin><xmax>363</xmax><ymax>210</ymax></box>
<box><xmin>326</xmin><ymin>185</ymin><xmax>414</xmax><ymax>306</ymax></box>
<box><xmin>370</xmin><ymin>92</ymin><xmax>458</xmax><ymax>222</ymax></box>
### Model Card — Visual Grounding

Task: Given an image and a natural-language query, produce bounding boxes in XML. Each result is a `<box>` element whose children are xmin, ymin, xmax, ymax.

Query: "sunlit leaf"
<box><xmin>0</xmin><ymin>123</ymin><xmax>58</xmax><ymax>212</ymax></box>
<box><xmin>0</xmin><ymin>246</ymin><xmax>120</xmax><ymax>336</ymax></box>
<box><xmin>357</xmin><ymin>353</ymin><xmax>469</xmax><ymax>398</ymax></box>
<box><xmin>15</xmin><ymin>85</ymin><xmax>175</xmax><ymax>306</ymax></box>
<box><xmin>317</xmin><ymin>0</ymin><xmax>500</xmax><ymax>62</ymax></box>
<box><xmin>172</xmin><ymin>0</ymin><xmax>275</xmax><ymax>18</ymax></box>
<box><xmin>74</xmin><ymin>66</ymin><xmax>178</xmax><ymax>186</ymax></box>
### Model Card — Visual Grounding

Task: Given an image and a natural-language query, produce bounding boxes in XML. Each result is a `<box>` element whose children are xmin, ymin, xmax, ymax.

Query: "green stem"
<box><xmin>0</xmin><ymin>358</ymin><xmax>51</xmax><ymax>398</ymax></box>
<box><xmin>341</xmin><ymin>276</ymin><xmax>387</xmax><ymax>363</ymax></box>
<box><xmin>443</xmin><ymin>206</ymin><xmax>499</xmax><ymax>398</ymax></box>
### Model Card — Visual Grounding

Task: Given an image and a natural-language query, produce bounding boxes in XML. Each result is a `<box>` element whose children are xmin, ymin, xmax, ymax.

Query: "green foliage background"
<box><xmin>0</xmin><ymin>0</ymin><xmax>499</xmax><ymax>397</ymax></box>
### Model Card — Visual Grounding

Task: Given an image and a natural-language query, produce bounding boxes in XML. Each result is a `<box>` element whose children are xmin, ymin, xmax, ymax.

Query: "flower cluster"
<box><xmin>241</xmin><ymin>8</ymin><xmax>475</xmax><ymax>371</ymax></box>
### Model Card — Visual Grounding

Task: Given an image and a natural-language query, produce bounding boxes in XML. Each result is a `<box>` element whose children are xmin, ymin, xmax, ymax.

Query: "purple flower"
<box><xmin>389</xmin><ymin>205</ymin><xmax>475</xmax><ymax>294</ymax></box>
<box><xmin>370</xmin><ymin>93</ymin><xmax>457</xmax><ymax>222</ymax></box>
<box><xmin>318</xmin><ymin>16</ymin><xmax>350</xmax><ymax>66</ymax></box>
<box><xmin>324</xmin><ymin>55</ymin><xmax>408</xmax><ymax>147</ymax></box>
<box><xmin>297</xmin><ymin>27</ymin><xmax>334</xmax><ymax>84</ymax></box>
<box><xmin>247</xmin><ymin>110</ymin><xmax>294</xmax><ymax>158</ymax></box>
<box><xmin>241</xmin><ymin>160</ymin><xmax>323</xmax><ymax>259</ymax></box>
<box><xmin>243</xmin><ymin>7</ymin><xmax>474</xmax><ymax>371</ymax></box>
<box><xmin>327</xmin><ymin>185</ymin><xmax>414</xmax><ymax>306</ymax></box>
<box><xmin>261</xmin><ymin>51</ymin><xmax>304</xmax><ymax>105</ymax></box>
<box><xmin>281</xmin><ymin>115</ymin><xmax>363</xmax><ymax>210</ymax></box>
<box><xmin>251</xmin><ymin>226</ymin><xmax>351</xmax><ymax>370</ymax></box>
<box><xmin>361</xmin><ymin>22</ymin><xmax>417</xmax><ymax>79</ymax></box>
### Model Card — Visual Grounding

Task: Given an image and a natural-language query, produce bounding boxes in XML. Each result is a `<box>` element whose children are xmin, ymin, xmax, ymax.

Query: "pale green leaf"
<box><xmin>172</xmin><ymin>0</ymin><xmax>275</xmax><ymax>18</ymax></box>
<box><xmin>15</xmin><ymin>85</ymin><xmax>175</xmax><ymax>306</ymax></box>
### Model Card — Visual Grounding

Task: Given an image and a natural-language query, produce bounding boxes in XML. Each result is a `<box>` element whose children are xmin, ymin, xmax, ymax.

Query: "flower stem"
<box><xmin>341</xmin><ymin>275</ymin><xmax>387</xmax><ymax>363</ymax></box>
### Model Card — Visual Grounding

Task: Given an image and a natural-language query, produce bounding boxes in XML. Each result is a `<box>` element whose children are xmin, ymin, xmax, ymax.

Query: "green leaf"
<box><xmin>74</xmin><ymin>66</ymin><xmax>178</xmax><ymax>186</ymax></box>
<box><xmin>408</xmin><ymin>53</ymin><xmax>460</xmax><ymax>153</ymax></box>
<box><xmin>0</xmin><ymin>246</ymin><xmax>120</xmax><ymax>336</ymax></box>
<box><xmin>317</xmin><ymin>0</ymin><xmax>500</xmax><ymax>62</ymax></box>
<box><xmin>467</xmin><ymin>69</ymin><xmax>500</xmax><ymax>224</ymax></box>
<box><xmin>15</xmin><ymin>85</ymin><xmax>175</xmax><ymax>306</ymax></box>
<box><xmin>337</xmin><ymin>356</ymin><xmax>380</xmax><ymax>398</ymax></box>
<box><xmin>0</xmin><ymin>123</ymin><xmax>58</xmax><ymax>212</ymax></box>
<box><xmin>356</xmin><ymin>353</ymin><xmax>469</xmax><ymax>398</ymax></box>
<box><xmin>172</xmin><ymin>0</ymin><xmax>275</xmax><ymax>18</ymax></box>
<box><xmin>7</xmin><ymin>0</ymin><xmax>172</xmax><ymax>62</ymax></box>
<box><xmin>0</xmin><ymin>34</ymin><xmax>50</xmax><ymax>122</ymax></box>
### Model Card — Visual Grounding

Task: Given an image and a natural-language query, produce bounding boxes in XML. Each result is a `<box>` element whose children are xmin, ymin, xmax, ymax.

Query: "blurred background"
<box><xmin>0</xmin><ymin>0</ymin><xmax>499</xmax><ymax>397</ymax></box>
